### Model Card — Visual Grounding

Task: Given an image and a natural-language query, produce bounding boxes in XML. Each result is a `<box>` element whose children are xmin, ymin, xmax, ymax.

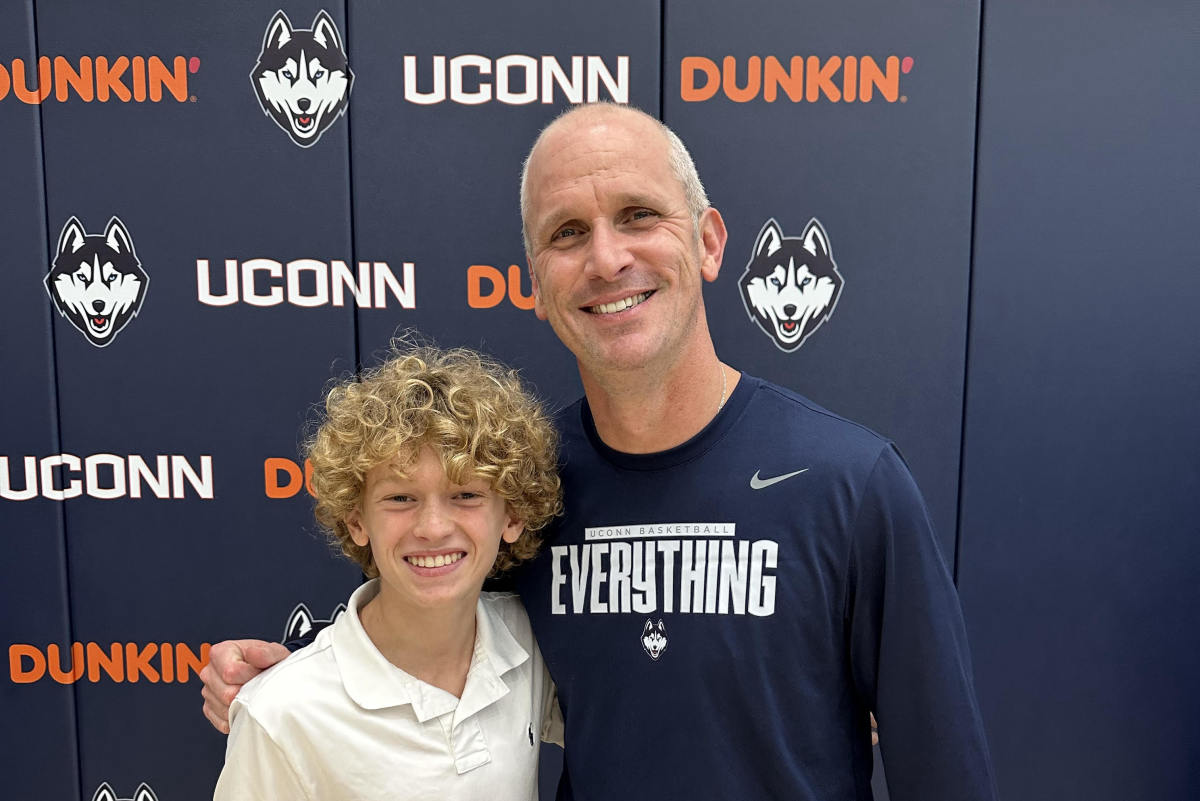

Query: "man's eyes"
<box><xmin>551</xmin><ymin>226</ymin><xmax>581</xmax><ymax>241</ymax></box>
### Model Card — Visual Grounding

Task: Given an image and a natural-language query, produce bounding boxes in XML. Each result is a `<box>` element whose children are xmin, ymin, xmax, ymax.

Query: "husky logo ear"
<box><xmin>91</xmin><ymin>783</ymin><xmax>118</xmax><ymax>801</ymax></box>
<box><xmin>801</xmin><ymin>218</ymin><xmax>831</xmax><ymax>259</ymax></box>
<box><xmin>285</xmin><ymin>603</ymin><xmax>315</xmax><ymax>642</ymax></box>
<box><xmin>330</xmin><ymin>603</ymin><xmax>347</xmax><ymax>621</ymax></box>
<box><xmin>262</xmin><ymin>10</ymin><xmax>293</xmax><ymax>51</ymax></box>
<box><xmin>57</xmin><ymin>216</ymin><xmax>87</xmax><ymax>256</ymax></box>
<box><xmin>133</xmin><ymin>783</ymin><xmax>160</xmax><ymax>801</ymax></box>
<box><xmin>641</xmin><ymin>620</ymin><xmax>654</xmax><ymax>637</ymax></box>
<box><xmin>753</xmin><ymin>218</ymin><xmax>784</xmax><ymax>259</ymax></box>
<box><xmin>104</xmin><ymin>217</ymin><xmax>137</xmax><ymax>258</ymax></box>
<box><xmin>311</xmin><ymin>10</ymin><xmax>343</xmax><ymax>51</ymax></box>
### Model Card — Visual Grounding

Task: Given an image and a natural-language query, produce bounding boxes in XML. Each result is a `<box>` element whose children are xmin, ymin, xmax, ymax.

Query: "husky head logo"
<box><xmin>738</xmin><ymin>218</ymin><xmax>843</xmax><ymax>352</ymax></box>
<box><xmin>641</xmin><ymin>619</ymin><xmax>667</xmax><ymax>661</ymax></box>
<box><xmin>92</xmin><ymin>782</ymin><xmax>159</xmax><ymax>801</ymax></box>
<box><xmin>45</xmin><ymin>216</ymin><xmax>148</xmax><ymax>348</ymax></box>
<box><xmin>283</xmin><ymin>602</ymin><xmax>346</xmax><ymax>643</ymax></box>
<box><xmin>251</xmin><ymin>10</ymin><xmax>353</xmax><ymax>147</ymax></box>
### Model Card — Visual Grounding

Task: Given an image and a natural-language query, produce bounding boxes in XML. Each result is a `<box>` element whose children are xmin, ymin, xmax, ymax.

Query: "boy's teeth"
<box><xmin>406</xmin><ymin>553</ymin><xmax>463</xmax><ymax>568</ymax></box>
<box><xmin>590</xmin><ymin>292</ymin><xmax>649</xmax><ymax>315</ymax></box>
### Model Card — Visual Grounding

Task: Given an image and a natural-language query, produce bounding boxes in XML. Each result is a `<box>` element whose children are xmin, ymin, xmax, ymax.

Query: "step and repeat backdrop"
<box><xmin>3</xmin><ymin>1</ymin><xmax>1195</xmax><ymax>800</ymax></box>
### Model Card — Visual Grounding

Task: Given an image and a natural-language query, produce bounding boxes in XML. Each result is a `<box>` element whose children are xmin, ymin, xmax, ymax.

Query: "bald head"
<box><xmin>519</xmin><ymin>103</ymin><xmax>709</xmax><ymax>256</ymax></box>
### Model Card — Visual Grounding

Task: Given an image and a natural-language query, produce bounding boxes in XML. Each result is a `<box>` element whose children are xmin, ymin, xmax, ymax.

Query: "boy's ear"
<box><xmin>345</xmin><ymin>507</ymin><xmax>369</xmax><ymax>547</ymax></box>
<box><xmin>501</xmin><ymin>510</ymin><xmax>525</xmax><ymax>544</ymax></box>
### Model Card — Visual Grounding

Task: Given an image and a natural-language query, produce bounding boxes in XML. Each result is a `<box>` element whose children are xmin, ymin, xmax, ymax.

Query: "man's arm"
<box><xmin>846</xmin><ymin>445</ymin><xmax>998</xmax><ymax>800</ymax></box>
<box><xmin>200</xmin><ymin>639</ymin><xmax>290</xmax><ymax>733</ymax></box>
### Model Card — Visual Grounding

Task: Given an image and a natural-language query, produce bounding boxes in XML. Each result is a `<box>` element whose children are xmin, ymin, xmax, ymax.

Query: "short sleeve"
<box><xmin>213</xmin><ymin>701</ymin><xmax>312</xmax><ymax>801</ymax></box>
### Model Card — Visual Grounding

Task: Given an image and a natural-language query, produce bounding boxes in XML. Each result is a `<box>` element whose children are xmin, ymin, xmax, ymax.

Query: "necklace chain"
<box><xmin>717</xmin><ymin>365</ymin><xmax>728</xmax><ymax>413</ymax></box>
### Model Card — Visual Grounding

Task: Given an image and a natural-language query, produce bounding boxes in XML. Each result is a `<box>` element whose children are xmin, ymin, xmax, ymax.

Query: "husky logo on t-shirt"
<box><xmin>282</xmin><ymin>602</ymin><xmax>346</xmax><ymax>643</ymax></box>
<box><xmin>641</xmin><ymin>619</ymin><xmax>668</xmax><ymax>660</ymax></box>
<box><xmin>92</xmin><ymin>782</ymin><xmax>159</xmax><ymax>801</ymax></box>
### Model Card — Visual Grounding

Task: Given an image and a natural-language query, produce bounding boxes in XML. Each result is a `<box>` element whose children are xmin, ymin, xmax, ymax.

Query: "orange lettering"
<box><xmin>468</xmin><ymin>264</ymin><xmax>506</xmax><ymax>308</ymax></box>
<box><xmin>95</xmin><ymin>56</ymin><xmax>131</xmax><ymax>102</ymax></box>
<box><xmin>0</xmin><ymin>63</ymin><xmax>10</xmax><ymax>101</ymax></box>
<box><xmin>763</xmin><ymin>56</ymin><xmax>803</xmax><ymax>103</ymax></box>
<box><xmin>680</xmin><ymin>57</ymin><xmax>719</xmax><ymax>102</ymax></box>
<box><xmin>506</xmin><ymin>264</ymin><xmax>535</xmax><ymax>310</ymax></box>
<box><xmin>842</xmin><ymin>56</ymin><xmax>858</xmax><ymax>104</ymax></box>
<box><xmin>805</xmin><ymin>56</ymin><xmax>841</xmax><ymax>102</ymax></box>
<box><xmin>132</xmin><ymin>56</ymin><xmax>146</xmax><ymax>102</ymax></box>
<box><xmin>9</xmin><ymin>644</ymin><xmax>44</xmax><ymax>683</ymax></box>
<box><xmin>47</xmin><ymin>642</ymin><xmax>85</xmax><ymax>683</ymax></box>
<box><xmin>125</xmin><ymin>642</ymin><xmax>160</xmax><ymax>683</ymax></box>
<box><xmin>175</xmin><ymin>643</ymin><xmax>210</xmax><ymax>682</ymax></box>
<box><xmin>149</xmin><ymin>56</ymin><xmax>188</xmax><ymax>102</ymax></box>
<box><xmin>86</xmin><ymin>642</ymin><xmax>124</xmax><ymax>683</ymax></box>
<box><xmin>265</xmin><ymin>457</ymin><xmax>302</xmax><ymax>498</ymax></box>
<box><xmin>161</xmin><ymin>643</ymin><xmax>174</xmax><ymax>682</ymax></box>
<box><xmin>859</xmin><ymin>56</ymin><xmax>899</xmax><ymax>102</ymax></box>
<box><xmin>722</xmin><ymin>56</ymin><xmax>761</xmax><ymax>103</ymax></box>
<box><xmin>54</xmin><ymin>57</ymin><xmax>93</xmax><ymax>102</ymax></box>
<box><xmin>12</xmin><ymin>57</ymin><xmax>52</xmax><ymax>103</ymax></box>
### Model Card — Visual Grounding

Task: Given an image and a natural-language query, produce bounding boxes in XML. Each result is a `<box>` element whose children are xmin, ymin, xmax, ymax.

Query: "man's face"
<box><xmin>524</xmin><ymin>110</ymin><xmax>724</xmax><ymax>377</ymax></box>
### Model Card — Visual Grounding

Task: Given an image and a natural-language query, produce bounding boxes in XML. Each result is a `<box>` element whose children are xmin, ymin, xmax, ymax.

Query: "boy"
<box><xmin>214</xmin><ymin>345</ymin><xmax>563</xmax><ymax>800</ymax></box>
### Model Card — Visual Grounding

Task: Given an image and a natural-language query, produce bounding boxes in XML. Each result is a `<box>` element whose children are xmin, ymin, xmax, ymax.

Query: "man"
<box><xmin>202</xmin><ymin>103</ymin><xmax>997</xmax><ymax>800</ymax></box>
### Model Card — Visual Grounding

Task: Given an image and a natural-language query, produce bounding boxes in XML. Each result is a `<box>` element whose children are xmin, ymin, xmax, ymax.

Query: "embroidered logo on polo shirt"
<box><xmin>641</xmin><ymin>619</ymin><xmax>668</xmax><ymax>660</ymax></box>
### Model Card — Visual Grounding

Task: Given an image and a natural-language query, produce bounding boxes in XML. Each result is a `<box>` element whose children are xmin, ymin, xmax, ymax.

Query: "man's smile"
<box><xmin>585</xmin><ymin>291</ymin><xmax>653</xmax><ymax>315</ymax></box>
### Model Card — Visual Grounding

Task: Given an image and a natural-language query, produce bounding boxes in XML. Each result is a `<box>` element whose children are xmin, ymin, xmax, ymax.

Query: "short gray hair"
<box><xmin>519</xmin><ymin>103</ymin><xmax>709</xmax><ymax>256</ymax></box>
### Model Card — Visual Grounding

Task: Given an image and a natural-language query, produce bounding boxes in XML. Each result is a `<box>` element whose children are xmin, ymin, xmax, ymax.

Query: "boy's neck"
<box><xmin>357</xmin><ymin>589</ymin><xmax>478</xmax><ymax>698</ymax></box>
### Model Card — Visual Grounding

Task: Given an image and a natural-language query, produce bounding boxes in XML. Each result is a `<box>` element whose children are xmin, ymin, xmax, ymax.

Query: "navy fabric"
<box><xmin>517</xmin><ymin>374</ymin><xmax>996</xmax><ymax>800</ymax></box>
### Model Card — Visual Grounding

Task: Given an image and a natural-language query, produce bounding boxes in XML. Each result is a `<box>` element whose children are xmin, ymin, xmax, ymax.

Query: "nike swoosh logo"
<box><xmin>749</xmin><ymin>468</ymin><xmax>810</xmax><ymax>490</ymax></box>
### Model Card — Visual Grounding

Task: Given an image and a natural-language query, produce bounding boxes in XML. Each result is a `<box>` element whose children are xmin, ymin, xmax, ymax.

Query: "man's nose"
<box><xmin>584</xmin><ymin>222</ymin><xmax>633</xmax><ymax>281</ymax></box>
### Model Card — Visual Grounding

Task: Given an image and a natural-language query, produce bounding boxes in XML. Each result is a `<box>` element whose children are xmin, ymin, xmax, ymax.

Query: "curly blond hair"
<box><xmin>307</xmin><ymin>344</ymin><xmax>562</xmax><ymax>577</ymax></box>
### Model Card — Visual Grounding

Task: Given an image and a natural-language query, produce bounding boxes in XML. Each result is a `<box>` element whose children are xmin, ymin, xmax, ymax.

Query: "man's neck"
<box><xmin>580</xmin><ymin>344</ymin><xmax>740</xmax><ymax>454</ymax></box>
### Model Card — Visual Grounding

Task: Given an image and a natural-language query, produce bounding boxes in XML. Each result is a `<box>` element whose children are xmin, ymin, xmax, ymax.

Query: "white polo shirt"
<box><xmin>214</xmin><ymin>580</ymin><xmax>562</xmax><ymax>801</ymax></box>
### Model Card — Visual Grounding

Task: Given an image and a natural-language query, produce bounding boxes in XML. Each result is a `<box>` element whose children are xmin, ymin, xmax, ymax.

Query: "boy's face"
<box><xmin>345</xmin><ymin>446</ymin><xmax>524</xmax><ymax>615</ymax></box>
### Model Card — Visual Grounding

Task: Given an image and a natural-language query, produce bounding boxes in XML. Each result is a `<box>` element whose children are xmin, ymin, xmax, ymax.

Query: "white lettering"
<box><xmin>41</xmin><ymin>454</ymin><xmax>81</xmax><ymax>500</ymax></box>
<box><xmin>172</xmin><ymin>455</ymin><xmax>213</xmax><ymax>500</ymax></box>
<box><xmin>373</xmin><ymin>262</ymin><xmax>415</xmax><ymax>309</ymax></box>
<box><xmin>550</xmin><ymin>545</ymin><xmax>568</xmax><ymax>615</ymax></box>
<box><xmin>404</xmin><ymin>54</ymin><xmax>445</xmax><ymax>104</ymax></box>
<box><xmin>404</xmin><ymin>54</ymin><xmax>629</xmax><ymax>105</ymax></box>
<box><xmin>541</xmin><ymin>56</ymin><xmax>583</xmax><ymax>104</ymax></box>
<box><xmin>331</xmin><ymin>261</ymin><xmax>370</xmax><ymax>307</ymax></box>
<box><xmin>196</xmin><ymin>259</ymin><xmax>239</xmax><ymax>306</ymax></box>
<box><xmin>584</xmin><ymin>522</ymin><xmax>735</xmax><ymax>541</ymax></box>
<box><xmin>495</xmin><ymin>54</ymin><xmax>537</xmax><ymax>104</ymax></box>
<box><xmin>84</xmin><ymin>454</ymin><xmax>126</xmax><ymax>500</ymax></box>
<box><xmin>1</xmin><ymin>454</ymin><xmax>215</xmax><ymax>502</ymax></box>
<box><xmin>450</xmin><ymin>54</ymin><xmax>491</xmax><ymax>104</ymax></box>
<box><xmin>587</xmin><ymin>56</ymin><xmax>628</xmax><ymax>102</ymax></box>
<box><xmin>286</xmin><ymin>259</ymin><xmax>329</xmax><ymax>308</ymax></box>
<box><xmin>548</xmin><ymin>538</ymin><xmax>777</xmax><ymax>618</ymax></box>
<box><xmin>749</xmin><ymin>540</ymin><xmax>778</xmax><ymax>616</ymax></box>
<box><xmin>0</xmin><ymin>456</ymin><xmax>38</xmax><ymax>500</ymax></box>
<box><xmin>129</xmin><ymin>455</ymin><xmax>170</xmax><ymax>499</ymax></box>
<box><xmin>242</xmin><ymin>258</ymin><xmax>283</xmax><ymax>306</ymax></box>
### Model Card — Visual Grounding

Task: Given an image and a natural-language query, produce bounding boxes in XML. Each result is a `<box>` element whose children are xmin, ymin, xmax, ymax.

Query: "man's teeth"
<box><xmin>406</xmin><ymin>553</ymin><xmax>464</xmax><ymax>568</ymax></box>
<box><xmin>588</xmin><ymin>292</ymin><xmax>650</xmax><ymax>315</ymax></box>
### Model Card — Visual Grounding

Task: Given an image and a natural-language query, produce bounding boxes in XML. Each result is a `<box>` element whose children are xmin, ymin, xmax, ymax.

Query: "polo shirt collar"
<box><xmin>331</xmin><ymin>579</ymin><xmax>530</xmax><ymax>724</ymax></box>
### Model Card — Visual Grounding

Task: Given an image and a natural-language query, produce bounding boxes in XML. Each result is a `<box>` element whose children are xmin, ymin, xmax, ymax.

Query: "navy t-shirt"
<box><xmin>515</xmin><ymin>374</ymin><xmax>997</xmax><ymax>801</ymax></box>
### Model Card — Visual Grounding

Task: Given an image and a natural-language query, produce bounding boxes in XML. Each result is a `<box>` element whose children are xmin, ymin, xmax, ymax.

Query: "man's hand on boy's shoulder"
<box><xmin>200</xmin><ymin>639</ymin><xmax>290</xmax><ymax>733</ymax></box>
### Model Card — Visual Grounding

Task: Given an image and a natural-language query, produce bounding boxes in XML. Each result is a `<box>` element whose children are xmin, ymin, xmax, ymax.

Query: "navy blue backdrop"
<box><xmin>1</xmin><ymin>1</ymin><xmax>1195</xmax><ymax>799</ymax></box>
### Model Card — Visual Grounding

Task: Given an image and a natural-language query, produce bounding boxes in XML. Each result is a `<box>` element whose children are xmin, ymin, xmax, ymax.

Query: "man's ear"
<box><xmin>345</xmin><ymin>507</ymin><xmax>368</xmax><ymax>547</ymax></box>
<box><xmin>698</xmin><ymin>207</ymin><xmax>728</xmax><ymax>283</ymax></box>
<box><xmin>527</xmin><ymin>258</ymin><xmax>548</xmax><ymax>321</ymax></box>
